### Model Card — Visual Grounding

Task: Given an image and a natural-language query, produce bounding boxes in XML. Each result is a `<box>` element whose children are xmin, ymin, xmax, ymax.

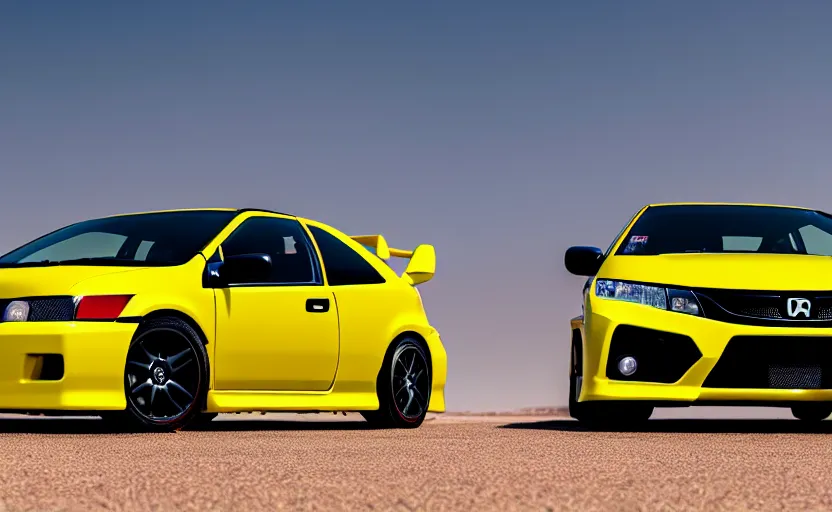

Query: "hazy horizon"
<box><xmin>4</xmin><ymin>2</ymin><xmax>832</xmax><ymax>413</ymax></box>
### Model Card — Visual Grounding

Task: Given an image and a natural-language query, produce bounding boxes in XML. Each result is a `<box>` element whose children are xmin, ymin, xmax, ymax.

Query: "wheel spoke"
<box><xmin>127</xmin><ymin>360</ymin><xmax>150</xmax><ymax>371</ymax></box>
<box><xmin>167</xmin><ymin>348</ymin><xmax>191</xmax><ymax>366</ymax></box>
<box><xmin>150</xmin><ymin>385</ymin><xmax>158</xmax><ymax>416</ymax></box>
<box><xmin>412</xmin><ymin>386</ymin><xmax>426</xmax><ymax>403</ymax></box>
<box><xmin>167</xmin><ymin>380</ymin><xmax>194</xmax><ymax>401</ymax></box>
<box><xmin>403</xmin><ymin>390</ymin><xmax>415</xmax><ymax>416</ymax></box>
<box><xmin>172</xmin><ymin>357</ymin><xmax>193</xmax><ymax>373</ymax></box>
<box><xmin>412</xmin><ymin>369</ymin><xmax>424</xmax><ymax>383</ymax></box>
<box><xmin>131</xmin><ymin>379</ymin><xmax>151</xmax><ymax>394</ymax></box>
<box><xmin>407</xmin><ymin>353</ymin><xmax>415</xmax><ymax>374</ymax></box>
<box><xmin>141</xmin><ymin>345</ymin><xmax>158</xmax><ymax>363</ymax></box>
<box><xmin>163</xmin><ymin>386</ymin><xmax>184</xmax><ymax>413</ymax></box>
<box><xmin>395</xmin><ymin>383</ymin><xmax>408</xmax><ymax>396</ymax></box>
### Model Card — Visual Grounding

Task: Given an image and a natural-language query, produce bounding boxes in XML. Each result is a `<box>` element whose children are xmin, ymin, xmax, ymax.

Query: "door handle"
<box><xmin>306</xmin><ymin>298</ymin><xmax>330</xmax><ymax>313</ymax></box>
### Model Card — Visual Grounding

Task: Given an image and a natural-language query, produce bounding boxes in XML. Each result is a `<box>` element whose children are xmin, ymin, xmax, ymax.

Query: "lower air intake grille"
<box><xmin>767</xmin><ymin>365</ymin><xmax>822</xmax><ymax>389</ymax></box>
<box><xmin>28</xmin><ymin>298</ymin><xmax>75</xmax><ymax>322</ymax></box>
<box><xmin>703</xmin><ymin>336</ymin><xmax>832</xmax><ymax>389</ymax></box>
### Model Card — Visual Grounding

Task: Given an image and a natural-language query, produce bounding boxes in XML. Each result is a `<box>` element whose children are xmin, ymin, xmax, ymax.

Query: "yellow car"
<box><xmin>0</xmin><ymin>208</ymin><xmax>446</xmax><ymax>431</ymax></box>
<box><xmin>565</xmin><ymin>202</ymin><xmax>832</xmax><ymax>424</ymax></box>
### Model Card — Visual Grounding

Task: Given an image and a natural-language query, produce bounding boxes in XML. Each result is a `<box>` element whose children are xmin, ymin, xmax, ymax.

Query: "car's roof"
<box><xmin>104</xmin><ymin>207</ymin><xmax>296</xmax><ymax>218</ymax></box>
<box><xmin>645</xmin><ymin>201</ymin><xmax>812</xmax><ymax>211</ymax></box>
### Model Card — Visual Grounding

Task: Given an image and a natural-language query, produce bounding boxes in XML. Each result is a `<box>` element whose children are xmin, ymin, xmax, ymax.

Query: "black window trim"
<box><xmin>217</xmin><ymin>215</ymin><xmax>324</xmax><ymax>288</ymax></box>
<box><xmin>305</xmin><ymin>224</ymin><xmax>387</xmax><ymax>287</ymax></box>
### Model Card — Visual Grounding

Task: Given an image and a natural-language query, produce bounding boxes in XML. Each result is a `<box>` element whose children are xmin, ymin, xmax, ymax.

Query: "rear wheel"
<box><xmin>791</xmin><ymin>404</ymin><xmax>832</xmax><ymax>421</ymax></box>
<box><xmin>118</xmin><ymin>317</ymin><xmax>208</xmax><ymax>432</ymax></box>
<box><xmin>362</xmin><ymin>337</ymin><xmax>431</xmax><ymax>429</ymax></box>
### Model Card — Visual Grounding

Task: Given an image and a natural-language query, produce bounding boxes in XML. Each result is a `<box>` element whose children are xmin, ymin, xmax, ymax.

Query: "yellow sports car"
<box><xmin>0</xmin><ymin>208</ymin><xmax>446</xmax><ymax>431</ymax></box>
<box><xmin>565</xmin><ymin>202</ymin><xmax>832</xmax><ymax>424</ymax></box>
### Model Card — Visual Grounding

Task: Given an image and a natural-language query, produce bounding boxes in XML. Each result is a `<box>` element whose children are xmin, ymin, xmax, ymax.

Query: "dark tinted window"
<box><xmin>0</xmin><ymin>210</ymin><xmax>237</xmax><ymax>267</ymax></box>
<box><xmin>221</xmin><ymin>217</ymin><xmax>320</xmax><ymax>285</ymax></box>
<box><xmin>616</xmin><ymin>205</ymin><xmax>832</xmax><ymax>256</ymax></box>
<box><xmin>307</xmin><ymin>226</ymin><xmax>386</xmax><ymax>286</ymax></box>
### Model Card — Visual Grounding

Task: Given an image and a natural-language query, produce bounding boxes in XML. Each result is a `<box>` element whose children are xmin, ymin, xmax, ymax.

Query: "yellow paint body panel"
<box><xmin>0</xmin><ymin>209</ymin><xmax>447</xmax><ymax>415</ymax></box>
<box><xmin>575</xmin><ymin>202</ymin><xmax>832</xmax><ymax>405</ymax></box>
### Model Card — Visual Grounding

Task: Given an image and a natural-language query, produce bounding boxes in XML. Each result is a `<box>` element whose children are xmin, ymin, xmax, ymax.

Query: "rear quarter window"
<box><xmin>307</xmin><ymin>226</ymin><xmax>387</xmax><ymax>286</ymax></box>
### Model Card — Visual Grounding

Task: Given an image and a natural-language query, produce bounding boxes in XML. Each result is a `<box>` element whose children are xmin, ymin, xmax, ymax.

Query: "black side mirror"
<box><xmin>564</xmin><ymin>246</ymin><xmax>604</xmax><ymax>276</ymax></box>
<box><xmin>207</xmin><ymin>253</ymin><xmax>272</xmax><ymax>287</ymax></box>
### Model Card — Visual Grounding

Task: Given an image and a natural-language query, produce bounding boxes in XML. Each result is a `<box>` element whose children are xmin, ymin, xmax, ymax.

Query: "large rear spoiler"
<box><xmin>351</xmin><ymin>234</ymin><xmax>435</xmax><ymax>286</ymax></box>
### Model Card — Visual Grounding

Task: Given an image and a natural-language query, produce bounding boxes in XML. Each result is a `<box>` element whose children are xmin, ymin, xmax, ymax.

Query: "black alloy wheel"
<box><xmin>363</xmin><ymin>337</ymin><xmax>431</xmax><ymax>428</ymax></box>
<box><xmin>121</xmin><ymin>317</ymin><xmax>208</xmax><ymax>432</ymax></box>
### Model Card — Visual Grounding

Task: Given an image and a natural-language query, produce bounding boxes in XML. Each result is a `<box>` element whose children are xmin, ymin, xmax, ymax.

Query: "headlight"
<box><xmin>595</xmin><ymin>279</ymin><xmax>701</xmax><ymax>316</ymax></box>
<box><xmin>3</xmin><ymin>300</ymin><xmax>30</xmax><ymax>322</ymax></box>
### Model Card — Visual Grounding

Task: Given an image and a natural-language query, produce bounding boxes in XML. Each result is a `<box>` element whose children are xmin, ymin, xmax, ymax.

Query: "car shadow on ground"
<box><xmin>0</xmin><ymin>417</ymin><xmax>375</xmax><ymax>434</ymax></box>
<box><xmin>500</xmin><ymin>418</ymin><xmax>832</xmax><ymax>434</ymax></box>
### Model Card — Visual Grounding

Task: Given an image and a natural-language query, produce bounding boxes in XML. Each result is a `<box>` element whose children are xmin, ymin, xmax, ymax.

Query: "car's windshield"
<box><xmin>0</xmin><ymin>210</ymin><xmax>238</xmax><ymax>267</ymax></box>
<box><xmin>616</xmin><ymin>205</ymin><xmax>832</xmax><ymax>256</ymax></box>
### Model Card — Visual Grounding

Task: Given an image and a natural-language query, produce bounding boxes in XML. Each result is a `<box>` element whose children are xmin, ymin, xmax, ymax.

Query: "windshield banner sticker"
<box><xmin>622</xmin><ymin>235</ymin><xmax>648</xmax><ymax>254</ymax></box>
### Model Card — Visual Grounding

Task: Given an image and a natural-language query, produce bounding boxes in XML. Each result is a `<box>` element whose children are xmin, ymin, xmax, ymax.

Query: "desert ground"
<box><xmin>0</xmin><ymin>409</ymin><xmax>831</xmax><ymax>511</ymax></box>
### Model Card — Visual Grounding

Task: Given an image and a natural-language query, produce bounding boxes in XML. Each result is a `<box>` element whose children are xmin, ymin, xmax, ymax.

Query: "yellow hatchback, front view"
<box><xmin>565</xmin><ymin>202</ymin><xmax>832</xmax><ymax>425</ymax></box>
<box><xmin>0</xmin><ymin>208</ymin><xmax>446</xmax><ymax>431</ymax></box>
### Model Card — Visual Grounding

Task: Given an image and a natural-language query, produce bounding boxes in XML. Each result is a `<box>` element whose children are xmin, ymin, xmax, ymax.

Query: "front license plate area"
<box><xmin>768</xmin><ymin>365</ymin><xmax>822</xmax><ymax>389</ymax></box>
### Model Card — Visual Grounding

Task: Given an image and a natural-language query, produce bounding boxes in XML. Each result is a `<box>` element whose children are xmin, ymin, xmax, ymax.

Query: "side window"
<box><xmin>221</xmin><ymin>217</ymin><xmax>320</xmax><ymax>285</ymax></box>
<box><xmin>307</xmin><ymin>225</ymin><xmax>386</xmax><ymax>286</ymax></box>
<box><xmin>799</xmin><ymin>225</ymin><xmax>832</xmax><ymax>256</ymax></box>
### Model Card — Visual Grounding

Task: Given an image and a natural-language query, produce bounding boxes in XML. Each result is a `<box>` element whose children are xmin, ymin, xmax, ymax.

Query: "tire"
<box><xmin>182</xmin><ymin>412</ymin><xmax>219</xmax><ymax>430</ymax></box>
<box><xmin>116</xmin><ymin>316</ymin><xmax>209</xmax><ymax>432</ymax></box>
<box><xmin>569</xmin><ymin>331</ymin><xmax>653</xmax><ymax>426</ymax></box>
<box><xmin>791</xmin><ymin>404</ymin><xmax>832</xmax><ymax>421</ymax></box>
<box><xmin>568</xmin><ymin>331</ymin><xmax>587</xmax><ymax>421</ymax></box>
<box><xmin>362</xmin><ymin>337</ymin><xmax>431</xmax><ymax>429</ymax></box>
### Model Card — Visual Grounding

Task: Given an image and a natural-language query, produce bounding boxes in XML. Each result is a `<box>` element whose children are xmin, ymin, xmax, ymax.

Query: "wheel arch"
<box><xmin>138</xmin><ymin>309</ymin><xmax>211</xmax><ymax>346</ymax></box>
<box><xmin>129</xmin><ymin>309</ymin><xmax>213</xmax><ymax>410</ymax></box>
<box><xmin>374</xmin><ymin>330</ymin><xmax>433</xmax><ymax>396</ymax></box>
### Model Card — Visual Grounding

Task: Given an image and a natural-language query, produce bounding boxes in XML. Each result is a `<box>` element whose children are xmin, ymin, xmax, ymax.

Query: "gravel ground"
<box><xmin>0</xmin><ymin>413</ymin><xmax>831</xmax><ymax>511</ymax></box>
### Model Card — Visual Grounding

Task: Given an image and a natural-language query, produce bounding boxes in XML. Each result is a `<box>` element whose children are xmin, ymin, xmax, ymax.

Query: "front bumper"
<box><xmin>0</xmin><ymin>321</ymin><xmax>137</xmax><ymax>411</ymax></box>
<box><xmin>581</xmin><ymin>298</ymin><xmax>832</xmax><ymax>404</ymax></box>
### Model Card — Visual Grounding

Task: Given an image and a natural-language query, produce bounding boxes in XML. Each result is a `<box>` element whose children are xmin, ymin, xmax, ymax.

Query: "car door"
<box><xmin>212</xmin><ymin>215</ymin><xmax>340</xmax><ymax>392</ymax></box>
<box><xmin>303</xmin><ymin>223</ymin><xmax>402</xmax><ymax>385</ymax></box>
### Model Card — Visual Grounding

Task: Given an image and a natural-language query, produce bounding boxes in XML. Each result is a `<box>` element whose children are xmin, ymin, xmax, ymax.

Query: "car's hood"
<box><xmin>600</xmin><ymin>253</ymin><xmax>832</xmax><ymax>291</ymax></box>
<box><xmin>0</xmin><ymin>266</ymin><xmax>146</xmax><ymax>298</ymax></box>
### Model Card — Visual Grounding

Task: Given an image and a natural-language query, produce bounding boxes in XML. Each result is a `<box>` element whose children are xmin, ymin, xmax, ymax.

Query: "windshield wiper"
<box><xmin>0</xmin><ymin>260</ymin><xmax>60</xmax><ymax>268</ymax></box>
<box><xmin>52</xmin><ymin>257</ymin><xmax>139</xmax><ymax>266</ymax></box>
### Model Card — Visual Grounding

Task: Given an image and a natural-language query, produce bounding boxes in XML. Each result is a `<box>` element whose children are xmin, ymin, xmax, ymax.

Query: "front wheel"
<box><xmin>569</xmin><ymin>340</ymin><xmax>652</xmax><ymax>425</ymax></box>
<box><xmin>363</xmin><ymin>337</ymin><xmax>432</xmax><ymax>429</ymax></box>
<box><xmin>119</xmin><ymin>317</ymin><xmax>209</xmax><ymax>432</ymax></box>
<box><xmin>791</xmin><ymin>404</ymin><xmax>832</xmax><ymax>421</ymax></box>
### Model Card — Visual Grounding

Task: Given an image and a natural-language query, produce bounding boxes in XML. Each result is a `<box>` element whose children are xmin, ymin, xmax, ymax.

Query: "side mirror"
<box><xmin>564</xmin><ymin>246</ymin><xmax>604</xmax><ymax>276</ymax></box>
<box><xmin>403</xmin><ymin>244</ymin><xmax>436</xmax><ymax>286</ymax></box>
<box><xmin>207</xmin><ymin>253</ymin><xmax>272</xmax><ymax>287</ymax></box>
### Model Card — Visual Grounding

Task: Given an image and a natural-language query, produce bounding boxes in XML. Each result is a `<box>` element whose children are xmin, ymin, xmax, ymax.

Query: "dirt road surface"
<box><xmin>1</xmin><ymin>411</ymin><xmax>831</xmax><ymax>511</ymax></box>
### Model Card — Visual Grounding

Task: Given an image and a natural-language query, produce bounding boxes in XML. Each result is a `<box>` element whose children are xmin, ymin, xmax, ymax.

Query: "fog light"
<box><xmin>3</xmin><ymin>301</ymin><xmax>30</xmax><ymax>322</ymax></box>
<box><xmin>618</xmin><ymin>356</ymin><xmax>637</xmax><ymax>376</ymax></box>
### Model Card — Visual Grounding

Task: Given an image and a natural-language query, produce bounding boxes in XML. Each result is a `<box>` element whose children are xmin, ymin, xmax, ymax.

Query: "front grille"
<box><xmin>0</xmin><ymin>297</ymin><xmax>75</xmax><ymax>322</ymax></box>
<box><xmin>694</xmin><ymin>288</ymin><xmax>832</xmax><ymax>327</ymax></box>
<box><xmin>739</xmin><ymin>306</ymin><xmax>781</xmax><ymax>319</ymax></box>
<box><xmin>703</xmin><ymin>336</ymin><xmax>832</xmax><ymax>389</ymax></box>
